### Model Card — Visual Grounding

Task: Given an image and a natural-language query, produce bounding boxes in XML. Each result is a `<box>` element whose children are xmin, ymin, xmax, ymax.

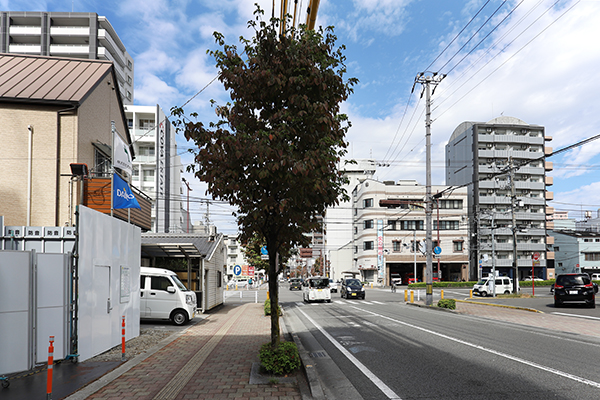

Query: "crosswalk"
<box><xmin>295</xmin><ymin>300</ymin><xmax>387</xmax><ymax>306</ymax></box>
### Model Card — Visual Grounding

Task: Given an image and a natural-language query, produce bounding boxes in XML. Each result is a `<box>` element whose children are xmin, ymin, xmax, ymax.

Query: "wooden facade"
<box><xmin>85</xmin><ymin>178</ymin><xmax>152</xmax><ymax>231</ymax></box>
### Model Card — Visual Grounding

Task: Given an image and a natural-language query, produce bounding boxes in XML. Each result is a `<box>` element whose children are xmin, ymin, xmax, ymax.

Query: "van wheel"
<box><xmin>171</xmin><ymin>310</ymin><xmax>188</xmax><ymax>326</ymax></box>
<box><xmin>504</xmin><ymin>290</ymin><xmax>510</xmax><ymax>295</ymax></box>
<box><xmin>480</xmin><ymin>291</ymin><xmax>487</xmax><ymax>297</ymax></box>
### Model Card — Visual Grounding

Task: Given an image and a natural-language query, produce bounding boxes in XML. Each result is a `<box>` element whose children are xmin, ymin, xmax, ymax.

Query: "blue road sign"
<box><xmin>433</xmin><ymin>246</ymin><xmax>442</xmax><ymax>255</ymax></box>
<box><xmin>233</xmin><ymin>265</ymin><xmax>242</xmax><ymax>276</ymax></box>
<box><xmin>260</xmin><ymin>246</ymin><xmax>268</xmax><ymax>255</ymax></box>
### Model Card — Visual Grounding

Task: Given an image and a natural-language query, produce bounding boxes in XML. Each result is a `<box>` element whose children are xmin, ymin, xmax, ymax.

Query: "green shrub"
<box><xmin>260</xmin><ymin>342</ymin><xmax>301</xmax><ymax>375</ymax></box>
<box><xmin>264</xmin><ymin>299</ymin><xmax>281</xmax><ymax>316</ymax></box>
<box><xmin>437</xmin><ymin>299</ymin><xmax>456</xmax><ymax>310</ymax></box>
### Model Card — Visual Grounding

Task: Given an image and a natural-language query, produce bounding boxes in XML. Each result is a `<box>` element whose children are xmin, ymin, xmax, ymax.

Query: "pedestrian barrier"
<box><xmin>223</xmin><ymin>290</ymin><xmax>259</xmax><ymax>303</ymax></box>
<box><xmin>46</xmin><ymin>336</ymin><xmax>54</xmax><ymax>400</ymax></box>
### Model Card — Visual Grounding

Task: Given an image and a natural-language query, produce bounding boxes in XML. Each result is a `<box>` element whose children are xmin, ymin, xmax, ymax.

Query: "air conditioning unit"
<box><xmin>488</xmin><ymin>189</ymin><xmax>494</xmax><ymax>194</ymax></box>
<box><xmin>487</xmin><ymin>143</ymin><xmax>493</xmax><ymax>148</ymax></box>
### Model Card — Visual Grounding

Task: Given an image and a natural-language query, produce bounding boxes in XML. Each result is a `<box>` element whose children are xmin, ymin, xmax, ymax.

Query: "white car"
<box><xmin>227</xmin><ymin>279</ymin><xmax>249</xmax><ymax>289</ymax></box>
<box><xmin>329</xmin><ymin>281</ymin><xmax>339</xmax><ymax>293</ymax></box>
<box><xmin>303</xmin><ymin>276</ymin><xmax>332</xmax><ymax>303</ymax></box>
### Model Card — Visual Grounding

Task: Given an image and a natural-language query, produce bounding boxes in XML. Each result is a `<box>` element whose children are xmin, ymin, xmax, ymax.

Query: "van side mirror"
<box><xmin>167</xmin><ymin>286</ymin><xmax>176</xmax><ymax>293</ymax></box>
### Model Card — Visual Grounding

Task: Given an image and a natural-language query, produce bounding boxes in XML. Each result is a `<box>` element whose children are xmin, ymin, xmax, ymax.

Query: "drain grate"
<box><xmin>309</xmin><ymin>351</ymin><xmax>328</xmax><ymax>358</ymax></box>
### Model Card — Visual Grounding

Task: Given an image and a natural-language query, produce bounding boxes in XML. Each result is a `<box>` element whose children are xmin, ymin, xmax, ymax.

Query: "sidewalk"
<box><xmin>69</xmin><ymin>303</ymin><xmax>305</xmax><ymax>400</ymax></box>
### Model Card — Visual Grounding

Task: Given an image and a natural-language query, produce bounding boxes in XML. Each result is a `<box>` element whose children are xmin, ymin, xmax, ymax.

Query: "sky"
<box><xmin>3</xmin><ymin>0</ymin><xmax>600</xmax><ymax>234</ymax></box>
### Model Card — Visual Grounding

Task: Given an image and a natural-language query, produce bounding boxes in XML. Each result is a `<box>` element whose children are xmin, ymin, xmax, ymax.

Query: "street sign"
<box><xmin>260</xmin><ymin>246</ymin><xmax>268</xmax><ymax>255</ymax></box>
<box><xmin>533</xmin><ymin>252</ymin><xmax>540</xmax><ymax>261</ymax></box>
<box><xmin>433</xmin><ymin>246</ymin><xmax>442</xmax><ymax>255</ymax></box>
<box><xmin>233</xmin><ymin>265</ymin><xmax>242</xmax><ymax>276</ymax></box>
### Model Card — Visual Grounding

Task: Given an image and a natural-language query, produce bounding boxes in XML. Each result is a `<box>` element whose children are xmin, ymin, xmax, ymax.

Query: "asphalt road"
<box><xmin>280</xmin><ymin>285</ymin><xmax>600</xmax><ymax>399</ymax></box>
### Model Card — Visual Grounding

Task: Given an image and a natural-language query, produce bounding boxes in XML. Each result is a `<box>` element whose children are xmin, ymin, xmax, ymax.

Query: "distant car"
<box><xmin>592</xmin><ymin>273</ymin><xmax>600</xmax><ymax>281</ymax></box>
<box><xmin>329</xmin><ymin>280</ymin><xmax>339</xmax><ymax>293</ymax></box>
<box><xmin>340</xmin><ymin>278</ymin><xmax>365</xmax><ymax>299</ymax></box>
<box><xmin>523</xmin><ymin>276</ymin><xmax>543</xmax><ymax>281</ymax></box>
<box><xmin>289</xmin><ymin>278</ymin><xmax>303</xmax><ymax>291</ymax></box>
<box><xmin>473</xmin><ymin>276</ymin><xmax>513</xmax><ymax>297</ymax></box>
<box><xmin>227</xmin><ymin>279</ymin><xmax>249</xmax><ymax>289</ymax></box>
<box><xmin>554</xmin><ymin>273</ymin><xmax>598</xmax><ymax>308</ymax></box>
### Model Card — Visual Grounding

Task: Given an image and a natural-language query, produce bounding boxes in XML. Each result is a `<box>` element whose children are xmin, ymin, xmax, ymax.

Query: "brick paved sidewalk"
<box><xmin>85</xmin><ymin>303</ymin><xmax>303</xmax><ymax>400</ymax></box>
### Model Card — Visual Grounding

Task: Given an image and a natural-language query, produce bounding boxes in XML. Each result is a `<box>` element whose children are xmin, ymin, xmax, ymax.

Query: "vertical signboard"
<box><xmin>156</xmin><ymin>105</ymin><xmax>166</xmax><ymax>232</ymax></box>
<box><xmin>377</xmin><ymin>219</ymin><xmax>384</xmax><ymax>278</ymax></box>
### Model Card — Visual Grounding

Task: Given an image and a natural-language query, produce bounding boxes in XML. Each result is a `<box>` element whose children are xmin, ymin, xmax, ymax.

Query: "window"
<box><xmin>132</xmin><ymin>166</ymin><xmax>139</xmax><ymax>178</ymax></box>
<box><xmin>434</xmin><ymin>220</ymin><xmax>459</xmax><ymax>230</ymax></box>
<box><xmin>363</xmin><ymin>241</ymin><xmax>374</xmax><ymax>250</ymax></box>
<box><xmin>354</xmin><ymin>246</ymin><xmax>358</xmax><ymax>254</ymax></box>
<box><xmin>392</xmin><ymin>240</ymin><xmax>401</xmax><ymax>252</ymax></box>
<box><xmin>150</xmin><ymin>276</ymin><xmax>173</xmax><ymax>291</ymax></box>
<box><xmin>363</xmin><ymin>198</ymin><xmax>374</xmax><ymax>208</ymax></box>
<box><xmin>439</xmin><ymin>200</ymin><xmax>463</xmax><ymax>209</ymax></box>
<box><xmin>127</xmin><ymin>75</ymin><xmax>132</xmax><ymax>84</ymax></box>
<box><xmin>143</xmin><ymin>169</ymin><xmax>155</xmax><ymax>182</ymax></box>
<box><xmin>364</xmin><ymin>220</ymin><xmax>374</xmax><ymax>229</ymax></box>
<box><xmin>139</xmin><ymin>119</ymin><xmax>155</xmax><ymax>129</ymax></box>
<box><xmin>94</xmin><ymin>148</ymin><xmax>110</xmax><ymax>177</ymax></box>
<box><xmin>553</xmin><ymin>246</ymin><xmax>560</xmax><ymax>252</ymax></box>
<box><xmin>127</xmin><ymin>118</ymin><xmax>133</xmax><ymax>128</ymax></box>
<box><xmin>138</xmin><ymin>145</ymin><xmax>155</xmax><ymax>157</ymax></box>
<box><xmin>354</xmin><ymin>226</ymin><xmax>358</xmax><ymax>234</ymax></box>
<box><xmin>387</xmin><ymin>220</ymin><xmax>397</xmax><ymax>230</ymax></box>
<box><xmin>584</xmin><ymin>253</ymin><xmax>600</xmax><ymax>261</ymax></box>
<box><xmin>401</xmin><ymin>220</ymin><xmax>424</xmax><ymax>230</ymax></box>
<box><xmin>453</xmin><ymin>241</ymin><xmax>463</xmax><ymax>252</ymax></box>
<box><xmin>217</xmin><ymin>271</ymin><xmax>222</xmax><ymax>287</ymax></box>
<box><xmin>127</xmin><ymin>60</ymin><xmax>133</xmax><ymax>70</ymax></box>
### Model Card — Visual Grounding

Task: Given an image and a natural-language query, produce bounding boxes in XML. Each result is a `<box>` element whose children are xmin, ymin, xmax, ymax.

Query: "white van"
<box><xmin>303</xmin><ymin>276</ymin><xmax>332</xmax><ymax>303</ymax></box>
<box><xmin>473</xmin><ymin>276</ymin><xmax>513</xmax><ymax>297</ymax></box>
<box><xmin>140</xmin><ymin>267</ymin><xmax>196</xmax><ymax>325</ymax></box>
<box><xmin>591</xmin><ymin>273</ymin><xmax>600</xmax><ymax>281</ymax></box>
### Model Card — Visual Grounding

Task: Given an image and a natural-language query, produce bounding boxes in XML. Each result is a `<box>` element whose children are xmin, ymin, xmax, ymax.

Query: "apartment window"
<box><xmin>127</xmin><ymin>91</ymin><xmax>132</xmax><ymax>100</ymax></box>
<box><xmin>434</xmin><ymin>221</ymin><xmax>459</xmax><ymax>230</ymax></box>
<box><xmin>392</xmin><ymin>240</ymin><xmax>401</xmax><ymax>252</ymax></box>
<box><xmin>139</xmin><ymin>119</ymin><xmax>155</xmax><ymax>129</ymax></box>
<box><xmin>354</xmin><ymin>246</ymin><xmax>358</xmax><ymax>254</ymax></box>
<box><xmin>138</xmin><ymin>146</ymin><xmax>155</xmax><ymax>157</ymax></box>
<box><xmin>453</xmin><ymin>241</ymin><xmax>464</xmax><ymax>252</ymax></box>
<box><xmin>364</xmin><ymin>220</ymin><xmax>374</xmax><ymax>229</ymax></box>
<box><xmin>94</xmin><ymin>148</ymin><xmax>110</xmax><ymax>177</ymax></box>
<box><xmin>127</xmin><ymin>75</ymin><xmax>132</xmax><ymax>84</ymax></box>
<box><xmin>387</xmin><ymin>220</ymin><xmax>397</xmax><ymax>230</ymax></box>
<box><xmin>401</xmin><ymin>220</ymin><xmax>424</xmax><ymax>230</ymax></box>
<box><xmin>553</xmin><ymin>246</ymin><xmax>560</xmax><ymax>252</ymax></box>
<box><xmin>354</xmin><ymin>226</ymin><xmax>358</xmax><ymax>234</ymax></box>
<box><xmin>217</xmin><ymin>271</ymin><xmax>222</xmax><ymax>287</ymax></box>
<box><xmin>439</xmin><ymin>200</ymin><xmax>463</xmax><ymax>209</ymax></box>
<box><xmin>132</xmin><ymin>166</ymin><xmax>139</xmax><ymax>178</ymax></box>
<box><xmin>584</xmin><ymin>253</ymin><xmax>600</xmax><ymax>261</ymax></box>
<box><xmin>127</xmin><ymin>118</ymin><xmax>133</xmax><ymax>128</ymax></box>
<box><xmin>363</xmin><ymin>198</ymin><xmax>374</xmax><ymax>208</ymax></box>
<box><xmin>363</xmin><ymin>241</ymin><xmax>374</xmax><ymax>250</ymax></box>
<box><xmin>143</xmin><ymin>169</ymin><xmax>155</xmax><ymax>182</ymax></box>
<box><xmin>127</xmin><ymin>60</ymin><xmax>133</xmax><ymax>70</ymax></box>
<box><xmin>584</xmin><ymin>239</ymin><xmax>592</xmax><ymax>242</ymax></box>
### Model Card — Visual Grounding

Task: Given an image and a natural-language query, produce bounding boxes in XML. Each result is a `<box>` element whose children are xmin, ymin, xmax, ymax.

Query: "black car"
<box><xmin>554</xmin><ymin>273</ymin><xmax>598</xmax><ymax>308</ymax></box>
<box><xmin>340</xmin><ymin>278</ymin><xmax>365</xmax><ymax>299</ymax></box>
<box><xmin>289</xmin><ymin>278</ymin><xmax>303</xmax><ymax>291</ymax></box>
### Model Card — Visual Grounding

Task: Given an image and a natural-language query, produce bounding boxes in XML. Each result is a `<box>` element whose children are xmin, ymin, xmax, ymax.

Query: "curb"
<box><xmin>285</xmin><ymin>318</ymin><xmax>325</xmax><ymax>400</ymax></box>
<box><xmin>455</xmin><ymin>299</ymin><xmax>544</xmax><ymax>313</ymax></box>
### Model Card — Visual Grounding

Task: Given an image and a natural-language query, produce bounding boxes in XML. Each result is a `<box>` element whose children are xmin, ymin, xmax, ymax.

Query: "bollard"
<box><xmin>404</xmin><ymin>289</ymin><xmax>408</xmax><ymax>302</ymax></box>
<box><xmin>441</xmin><ymin>290</ymin><xmax>444</xmax><ymax>300</ymax></box>
<box><xmin>255</xmin><ymin>291</ymin><xmax>258</xmax><ymax>303</ymax></box>
<box><xmin>470</xmin><ymin>289</ymin><xmax>473</xmax><ymax>299</ymax></box>
<box><xmin>417</xmin><ymin>290</ymin><xmax>421</xmax><ymax>301</ymax></box>
<box><xmin>267</xmin><ymin>291</ymin><xmax>270</xmax><ymax>300</ymax></box>
<box><xmin>121</xmin><ymin>316</ymin><xmax>126</xmax><ymax>361</ymax></box>
<box><xmin>236</xmin><ymin>284</ymin><xmax>238</xmax><ymax>290</ymax></box>
<box><xmin>46</xmin><ymin>336</ymin><xmax>54</xmax><ymax>400</ymax></box>
<box><xmin>410</xmin><ymin>290</ymin><xmax>414</xmax><ymax>303</ymax></box>
<box><xmin>371</xmin><ymin>283</ymin><xmax>373</xmax><ymax>289</ymax></box>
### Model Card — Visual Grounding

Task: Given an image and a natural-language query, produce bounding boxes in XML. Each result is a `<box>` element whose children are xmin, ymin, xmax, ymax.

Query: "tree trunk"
<box><xmin>268</xmin><ymin>250</ymin><xmax>280</xmax><ymax>348</ymax></box>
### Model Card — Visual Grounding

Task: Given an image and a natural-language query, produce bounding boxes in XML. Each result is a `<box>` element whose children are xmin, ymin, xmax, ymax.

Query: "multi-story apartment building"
<box><xmin>551</xmin><ymin>230</ymin><xmax>600</xmax><ymax>276</ymax></box>
<box><xmin>0</xmin><ymin>12</ymin><xmax>134</xmax><ymax>104</ymax></box>
<box><xmin>326</xmin><ymin>159</ymin><xmax>377</xmax><ymax>281</ymax></box>
<box><xmin>445</xmin><ymin>116</ymin><xmax>554</xmax><ymax>281</ymax></box>
<box><xmin>125</xmin><ymin>105</ymin><xmax>185</xmax><ymax>233</ymax></box>
<box><xmin>223</xmin><ymin>234</ymin><xmax>249</xmax><ymax>281</ymax></box>
<box><xmin>352</xmin><ymin>179</ymin><xmax>469</xmax><ymax>284</ymax></box>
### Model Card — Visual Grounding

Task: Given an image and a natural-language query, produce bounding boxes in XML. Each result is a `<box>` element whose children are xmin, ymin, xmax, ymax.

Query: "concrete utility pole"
<box><xmin>509</xmin><ymin>157</ymin><xmax>519</xmax><ymax>293</ymax></box>
<box><xmin>414</xmin><ymin>73</ymin><xmax>445</xmax><ymax>306</ymax></box>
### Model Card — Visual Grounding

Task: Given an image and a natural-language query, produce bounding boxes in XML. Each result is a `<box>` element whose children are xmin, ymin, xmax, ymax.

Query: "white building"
<box><xmin>0</xmin><ymin>12</ymin><xmax>134</xmax><ymax>104</ymax></box>
<box><xmin>325</xmin><ymin>159</ymin><xmax>377</xmax><ymax>281</ymax></box>
<box><xmin>352</xmin><ymin>179</ymin><xmax>469</xmax><ymax>284</ymax></box>
<box><xmin>445</xmin><ymin>116</ymin><xmax>554</xmax><ymax>281</ymax></box>
<box><xmin>223</xmin><ymin>234</ymin><xmax>249</xmax><ymax>280</ymax></box>
<box><xmin>125</xmin><ymin>105</ymin><xmax>185</xmax><ymax>233</ymax></box>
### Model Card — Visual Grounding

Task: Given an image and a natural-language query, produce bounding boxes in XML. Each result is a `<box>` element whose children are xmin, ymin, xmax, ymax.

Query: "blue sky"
<box><xmin>4</xmin><ymin>0</ymin><xmax>600</xmax><ymax>234</ymax></box>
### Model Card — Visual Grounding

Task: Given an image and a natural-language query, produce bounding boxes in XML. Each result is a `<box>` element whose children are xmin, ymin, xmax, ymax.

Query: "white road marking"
<box><xmin>351</xmin><ymin>306</ymin><xmax>600</xmax><ymax>389</ymax></box>
<box><xmin>371</xmin><ymin>301</ymin><xmax>385</xmax><ymax>304</ymax></box>
<box><xmin>552</xmin><ymin>312</ymin><xmax>600</xmax><ymax>321</ymax></box>
<box><xmin>296</xmin><ymin>307</ymin><xmax>402</xmax><ymax>399</ymax></box>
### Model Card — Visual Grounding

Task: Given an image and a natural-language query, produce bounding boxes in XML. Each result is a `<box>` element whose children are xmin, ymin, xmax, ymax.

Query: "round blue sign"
<box><xmin>233</xmin><ymin>265</ymin><xmax>242</xmax><ymax>276</ymax></box>
<box><xmin>260</xmin><ymin>246</ymin><xmax>268</xmax><ymax>255</ymax></box>
<box><xmin>433</xmin><ymin>246</ymin><xmax>442</xmax><ymax>255</ymax></box>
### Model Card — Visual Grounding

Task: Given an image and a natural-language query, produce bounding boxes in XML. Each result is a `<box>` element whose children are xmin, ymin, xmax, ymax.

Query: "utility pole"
<box><xmin>509</xmin><ymin>157</ymin><xmax>519</xmax><ymax>293</ymax></box>
<box><xmin>414</xmin><ymin>72</ymin><xmax>445</xmax><ymax>305</ymax></box>
<box><xmin>182</xmin><ymin>178</ymin><xmax>192</xmax><ymax>233</ymax></box>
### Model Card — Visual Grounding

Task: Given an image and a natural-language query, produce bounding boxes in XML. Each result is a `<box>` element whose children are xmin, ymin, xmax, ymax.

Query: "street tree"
<box><xmin>172</xmin><ymin>6</ymin><xmax>357</xmax><ymax>348</ymax></box>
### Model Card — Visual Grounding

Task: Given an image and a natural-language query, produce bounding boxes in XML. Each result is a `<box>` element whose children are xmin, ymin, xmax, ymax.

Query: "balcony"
<box><xmin>9</xmin><ymin>26</ymin><xmax>42</xmax><ymax>35</ymax></box>
<box><xmin>545</xmin><ymin>161</ymin><xmax>553</xmax><ymax>171</ymax></box>
<box><xmin>50</xmin><ymin>44</ymin><xmax>89</xmax><ymax>55</ymax></box>
<box><xmin>546</xmin><ymin>251</ymin><xmax>555</xmax><ymax>260</ymax></box>
<box><xmin>546</xmin><ymin>221</ymin><xmax>554</xmax><ymax>230</ymax></box>
<box><xmin>545</xmin><ymin>176</ymin><xmax>553</xmax><ymax>186</ymax></box>
<box><xmin>545</xmin><ymin>135</ymin><xmax>552</xmax><ymax>141</ymax></box>
<box><xmin>8</xmin><ymin>44</ymin><xmax>41</xmax><ymax>53</ymax></box>
<box><xmin>546</xmin><ymin>236</ymin><xmax>554</xmax><ymax>245</ymax></box>
<box><xmin>50</xmin><ymin>26</ymin><xmax>90</xmax><ymax>36</ymax></box>
<box><xmin>544</xmin><ymin>147</ymin><xmax>553</xmax><ymax>156</ymax></box>
<box><xmin>545</xmin><ymin>191</ymin><xmax>554</xmax><ymax>201</ymax></box>
<box><xmin>546</xmin><ymin>206</ymin><xmax>554</xmax><ymax>215</ymax></box>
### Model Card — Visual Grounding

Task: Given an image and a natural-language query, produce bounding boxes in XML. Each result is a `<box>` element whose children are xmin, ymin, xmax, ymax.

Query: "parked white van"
<box><xmin>140</xmin><ymin>267</ymin><xmax>196</xmax><ymax>325</ymax></box>
<box><xmin>473</xmin><ymin>276</ymin><xmax>514</xmax><ymax>297</ymax></box>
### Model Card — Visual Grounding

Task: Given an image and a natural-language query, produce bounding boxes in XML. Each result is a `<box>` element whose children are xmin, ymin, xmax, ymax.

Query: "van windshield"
<box><xmin>170</xmin><ymin>274</ymin><xmax>189</xmax><ymax>291</ymax></box>
<box><xmin>309</xmin><ymin>278</ymin><xmax>329</xmax><ymax>288</ymax></box>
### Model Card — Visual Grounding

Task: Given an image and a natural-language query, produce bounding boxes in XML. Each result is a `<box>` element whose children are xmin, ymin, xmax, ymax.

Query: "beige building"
<box><xmin>0</xmin><ymin>53</ymin><xmax>134</xmax><ymax>228</ymax></box>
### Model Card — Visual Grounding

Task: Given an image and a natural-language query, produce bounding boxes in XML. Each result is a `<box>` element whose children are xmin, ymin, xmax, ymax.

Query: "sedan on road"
<box><xmin>554</xmin><ymin>273</ymin><xmax>597</xmax><ymax>308</ymax></box>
